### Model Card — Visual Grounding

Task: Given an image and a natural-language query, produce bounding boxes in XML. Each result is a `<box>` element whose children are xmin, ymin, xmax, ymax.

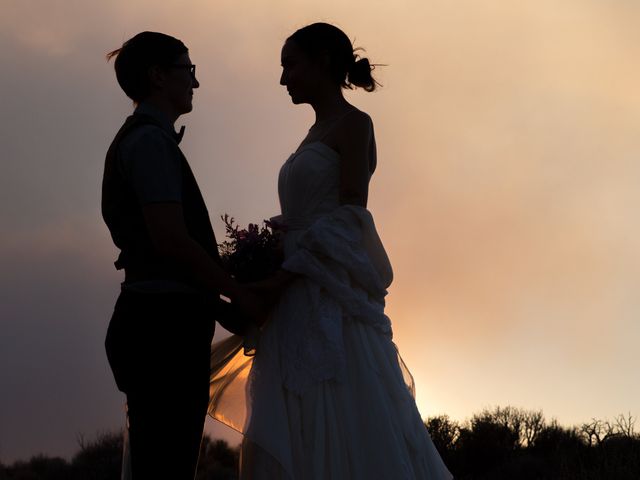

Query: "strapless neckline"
<box><xmin>290</xmin><ymin>141</ymin><xmax>339</xmax><ymax>160</ymax></box>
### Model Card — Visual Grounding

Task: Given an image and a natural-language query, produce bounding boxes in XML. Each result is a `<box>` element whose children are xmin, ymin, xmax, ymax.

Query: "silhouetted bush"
<box><xmin>0</xmin><ymin>432</ymin><xmax>239</xmax><ymax>480</ymax></box>
<box><xmin>196</xmin><ymin>437</ymin><xmax>240</xmax><ymax>480</ymax></box>
<box><xmin>70</xmin><ymin>431</ymin><xmax>123</xmax><ymax>480</ymax></box>
<box><xmin>425</xmin><ymin>414</ymin><xmax>459</xmax><ymax>467</ymax></box>
<box><xmin>0</xmin><ymin>455</ymin><xmax>71</xmax><ymax>480</ymax></box>
<box><xmin>3</xmin><ymin>408</ymin><xmax>639</xmax><ymax>479</ymax></box>
<box><xmin>425</xmin><ymin>408</ymin><xmax>640</xmax><ymax>479</ymax></box>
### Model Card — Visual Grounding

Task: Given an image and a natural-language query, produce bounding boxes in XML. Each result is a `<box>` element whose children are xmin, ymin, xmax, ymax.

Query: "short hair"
<box><xmin>287</xmin><ymin>23</ymin><xmax>378</xmax><ymax>92</ymax></box>
<box><xmin>107</xmin><ymin>31</ymin><xmax>188</xmax><ymax>103</ymax></box>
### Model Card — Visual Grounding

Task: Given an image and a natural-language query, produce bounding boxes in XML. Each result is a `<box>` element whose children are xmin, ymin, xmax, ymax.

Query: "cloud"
<box><xmin>1</xmin><ymin>0</ymin><xmax>639</xmax><ymax>461</ymax></box>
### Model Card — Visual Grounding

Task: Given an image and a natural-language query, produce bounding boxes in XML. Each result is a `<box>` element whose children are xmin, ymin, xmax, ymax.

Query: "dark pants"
<box><xmin>105</xmin><ymin>290</ymin><xmax>215</xmax><ymax>480</ymax></box>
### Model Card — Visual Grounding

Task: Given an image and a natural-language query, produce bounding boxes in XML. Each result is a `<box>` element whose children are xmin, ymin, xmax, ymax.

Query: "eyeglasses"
<box><xmin>170</xmin><ymin>64</ymin><xmax>197</xmax><ymax>77</ymax></box>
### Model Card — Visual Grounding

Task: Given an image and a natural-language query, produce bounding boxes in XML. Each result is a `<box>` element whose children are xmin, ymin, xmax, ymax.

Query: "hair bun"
<box><xmin>348</xmin><ymin>56</ymin><xmax>376</xmax><ymax>92</ymax></box>
<box><xmin>287</xmin><ymin>23</ymin><xmax>380</xmax><ymax>92</ymax></box>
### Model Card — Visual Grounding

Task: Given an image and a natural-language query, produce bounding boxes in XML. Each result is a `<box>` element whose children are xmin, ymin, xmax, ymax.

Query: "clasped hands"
<box><xmin>216</xmin><ymin>269</ymin><xmax>296</xmax><ymax>336</ymax></box>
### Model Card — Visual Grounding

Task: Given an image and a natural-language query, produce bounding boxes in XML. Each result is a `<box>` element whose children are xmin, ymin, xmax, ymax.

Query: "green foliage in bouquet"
<box><xmin>218</xmin><ymin>214</ymin><xmax>283</xmax><ymax>283</ymax></box>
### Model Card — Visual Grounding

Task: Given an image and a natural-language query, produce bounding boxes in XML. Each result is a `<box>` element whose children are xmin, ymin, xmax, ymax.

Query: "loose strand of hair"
<box><xmin>106</xmin><ymin>48</ymin><xmax>121</xmax><ymax>62</ymax></box>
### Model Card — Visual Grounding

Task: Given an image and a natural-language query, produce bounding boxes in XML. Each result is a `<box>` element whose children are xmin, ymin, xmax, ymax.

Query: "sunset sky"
<box><xmin>1</xmin><ymin>0</ymin><xmax>639</xmax><ymax>463</ymax></box>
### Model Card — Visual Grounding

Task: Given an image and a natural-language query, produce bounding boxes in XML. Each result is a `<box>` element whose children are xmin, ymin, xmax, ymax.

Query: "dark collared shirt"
<box><xmin>119</xmin><ymin>103</ymin><xmax>183</xmax><ymax>206</ymax></box>
<box><xmin>115</xmin><ymin>103</ymin><xmax>198</xmax><ymax>293</ymax></box>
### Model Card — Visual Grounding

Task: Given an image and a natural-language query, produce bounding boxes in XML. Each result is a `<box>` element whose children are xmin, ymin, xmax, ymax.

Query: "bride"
<box><xmin>209</xmin><ymin>22</ymin><xmax>453</xmax><ymax>480</ymax></box>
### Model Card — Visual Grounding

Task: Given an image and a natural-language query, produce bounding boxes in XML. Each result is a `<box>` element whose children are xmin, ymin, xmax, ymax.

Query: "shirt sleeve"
<box><xmin>119</xmin><ymin>125</ymin><xmax>182</xmax><ymax>204</ymax></box>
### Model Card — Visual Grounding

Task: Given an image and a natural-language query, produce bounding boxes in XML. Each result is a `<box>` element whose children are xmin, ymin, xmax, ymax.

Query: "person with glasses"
<box><xmin>102</xmin><ymin>31</ymin><xmax>262</xmax><ymax>479</ymax></box>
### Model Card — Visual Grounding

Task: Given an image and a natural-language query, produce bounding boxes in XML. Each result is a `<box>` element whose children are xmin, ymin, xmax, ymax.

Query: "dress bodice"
<box><xmin>278</xmin><ymin>142</ymin><xmax>341</xmax><ymax>233</ymax></box>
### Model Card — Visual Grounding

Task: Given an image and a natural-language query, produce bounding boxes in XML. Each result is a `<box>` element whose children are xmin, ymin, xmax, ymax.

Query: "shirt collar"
<box><xmin>134</xmin><ymin>102</ymin><xmax>185</xmax><ymax>144</ymax></box>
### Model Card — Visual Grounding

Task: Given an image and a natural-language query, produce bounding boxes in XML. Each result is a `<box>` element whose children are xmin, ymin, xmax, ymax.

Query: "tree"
<box><xmin>614</xmin><ymin>412</ymin><xmax>636</xmax><ymax>439</ymax></box>
<box><xmin>1</xmin><ymin>455</ymin><xmax>71</xmax><ymax>480</ymax></box>
<box><xmin>425</xmin><ymin>415</ymin><xmax>460</xmax><ymax>453</ymax></box>
<box><xmin>454</xmin><ymin>412</ymin><xmax>521</xmax><ymax>477</ymax></box>
<box><xmin>521</xmin><ymin>409</ymin><xmax>545</xmax><ymax>447</ymax></box>
<box><xmin>71</xmin><ymin>431</ymin><xmax>123</xmax><ymax>480</ymax></box>
<box><xmin>196</xmin><ymin>436</ymin><xmax>240</xmax><ymax>480</ymax></box>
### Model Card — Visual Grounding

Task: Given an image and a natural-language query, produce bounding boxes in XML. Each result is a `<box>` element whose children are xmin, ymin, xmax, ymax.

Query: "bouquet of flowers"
<box><xmin>218</xmin><ymin>214</ymin><xmax>284</xmax><ymax>355</ymax></box>
<box><xmin>219</xmin><ymin>214</ymin><xmax>283</xmax><ymax>282</ymax></box>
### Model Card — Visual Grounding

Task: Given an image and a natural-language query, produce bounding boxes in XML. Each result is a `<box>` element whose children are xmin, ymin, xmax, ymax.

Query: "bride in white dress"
<box><xmin>209</xmin><ymin>23</ymin><xmax>453</xmax><ymax>480</ymax></box>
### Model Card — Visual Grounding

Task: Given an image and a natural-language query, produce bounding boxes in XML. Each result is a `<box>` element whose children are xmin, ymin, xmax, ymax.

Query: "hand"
<box><xmin>233</xmin><ymin>287</ymin><xmax>269</xmax><ymax>327</ymax></box>
<box><xmin>246</xmin><ymin>270</ymin><xmax>296</xmax><ymax>297</ymax></box>
<box><xmin>215</xmin><ymin>299</ymin><xmax>251</xmax><ymax>335</ymax></box>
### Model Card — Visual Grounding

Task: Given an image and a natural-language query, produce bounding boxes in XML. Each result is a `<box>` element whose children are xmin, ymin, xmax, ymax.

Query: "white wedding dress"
<box><xmin>209</xmin><ymin>142</ymin><xmax>453</xmax><ymax>479</ymax></box>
